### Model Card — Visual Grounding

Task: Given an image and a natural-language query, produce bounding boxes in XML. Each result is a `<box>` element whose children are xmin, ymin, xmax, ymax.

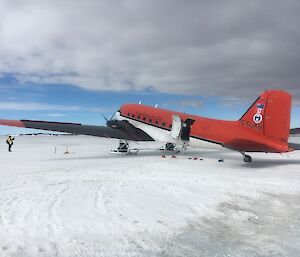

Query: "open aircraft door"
<box><xmin>170</xmin><ymin>115</ymin><xmax>195</xmax><ymax>141</ymax></box>
<box><xmin>181</xmin><ymin>118</ymin><xmax>195</xmax><ymax>141</ymax></box>
<box><xmin>170</xmin><ymin>115</ymin><xmax>182</xmax><ymax>139</ymax></box>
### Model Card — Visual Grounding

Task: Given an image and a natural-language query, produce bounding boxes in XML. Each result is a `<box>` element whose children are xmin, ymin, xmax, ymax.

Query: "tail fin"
<box><xmin>240</xmin><ymin>90</ymin><xmax>291</xmax><ymax>143</ymax></box>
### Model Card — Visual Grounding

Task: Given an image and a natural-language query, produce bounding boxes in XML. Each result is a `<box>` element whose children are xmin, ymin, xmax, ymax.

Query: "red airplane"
<box><xmin>0</xmin><ymin>90</ymin><xmax>299</xmax><ymax>162</ymax></box>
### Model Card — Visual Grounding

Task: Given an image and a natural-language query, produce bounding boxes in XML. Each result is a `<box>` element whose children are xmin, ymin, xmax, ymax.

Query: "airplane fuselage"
<box><xmin>117</xmin><ymin>104</ymin><xmax>291</xmax><ymax>153</ymax></box>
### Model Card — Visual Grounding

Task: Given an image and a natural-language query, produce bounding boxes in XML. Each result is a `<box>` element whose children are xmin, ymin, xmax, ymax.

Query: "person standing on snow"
<box><xmin>6</xmin><ymin>135</ymin><xmax>15</xmax><ymax>152</ymax></box>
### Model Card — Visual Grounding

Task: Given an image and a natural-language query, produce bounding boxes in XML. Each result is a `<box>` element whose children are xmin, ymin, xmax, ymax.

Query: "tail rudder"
<box><xmin>240</xmin><ymin>90</ymin><xmax>291</xmax><ymax>144</ymax></box>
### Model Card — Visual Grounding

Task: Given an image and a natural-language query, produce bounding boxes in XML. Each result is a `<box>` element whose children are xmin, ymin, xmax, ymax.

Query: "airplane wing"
<box><xmin>0</xmin><ymin>119</ymin><xmax>154</xmax><ymax>141</ymax></box>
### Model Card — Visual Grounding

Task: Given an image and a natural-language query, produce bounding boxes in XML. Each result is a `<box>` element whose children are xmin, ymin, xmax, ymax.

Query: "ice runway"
<box><xmin>0</xmin><ymin>135</ymin><xmax>299</xmax><ymax>257</ymax></box>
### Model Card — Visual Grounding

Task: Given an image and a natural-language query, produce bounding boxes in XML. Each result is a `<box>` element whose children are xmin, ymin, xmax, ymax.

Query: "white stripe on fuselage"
<box><xmin>116</xmin><ymin>111</ymin><xmax>217</xmax><ymax>149</ymax></box>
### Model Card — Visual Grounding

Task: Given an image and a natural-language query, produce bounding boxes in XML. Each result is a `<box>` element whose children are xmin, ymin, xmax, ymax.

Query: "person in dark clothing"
<box><xmin>6</xmin><ymin>136</ymin><xmax>15</xmax><ymax>152</ymax></box>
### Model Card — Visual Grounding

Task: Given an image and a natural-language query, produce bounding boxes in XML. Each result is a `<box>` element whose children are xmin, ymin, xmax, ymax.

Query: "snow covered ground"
<box><xmin>0</xmin><ymin>135</ymin><xmax>299</xmax><ymax>257</ymax></box>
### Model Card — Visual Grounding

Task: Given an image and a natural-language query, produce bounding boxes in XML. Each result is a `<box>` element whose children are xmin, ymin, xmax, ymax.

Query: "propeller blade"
<box><xmin>109</xmin><ymin>112</ymin><xmax>115</xmax><ymax>120</ymax></box>
<box><xmin>102</xmin><ymin>112</ymin><xmax>117</xmax><ymax>127</ymax></box>
<box><xmin>102</xmin><ymin>114</ymin><xmax>108</xmax><ymax>122</ymax></box>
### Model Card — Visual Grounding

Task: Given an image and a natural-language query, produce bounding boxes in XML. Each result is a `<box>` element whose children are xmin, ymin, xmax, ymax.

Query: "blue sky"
<box><xmin>0</xmin><ymin>1</ymin><xmax>299</xmax><ymax>135</ymax></box>
<box><xmin>0</xmin><ymin>75</ymin><xmax>299</xmax><ymax>135</ymax></box>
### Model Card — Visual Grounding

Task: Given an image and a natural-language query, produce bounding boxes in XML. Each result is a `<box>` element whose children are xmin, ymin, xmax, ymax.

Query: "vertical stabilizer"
<box><xmin>240</xmin><ymin>90</ymin><xmax>291</xmax><ymax>143</ymax></box>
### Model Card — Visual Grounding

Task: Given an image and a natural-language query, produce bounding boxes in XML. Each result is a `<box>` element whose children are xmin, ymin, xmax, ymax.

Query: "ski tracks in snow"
<box><xmin>1</xmin><ymin>136</ymin><xmax>300</xmax><ymax>257</ymax></box>
<box><xmin>0</xmin><ymin>172</ymin><xmax>70</xmax><ymax>256</ymax></box>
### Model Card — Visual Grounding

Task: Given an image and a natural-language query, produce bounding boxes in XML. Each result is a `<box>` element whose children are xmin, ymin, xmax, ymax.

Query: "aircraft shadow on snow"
<box><xmin>48</xmin><ymin>149</ymin><xmax>300</xmax><ymax>168</ymax></box>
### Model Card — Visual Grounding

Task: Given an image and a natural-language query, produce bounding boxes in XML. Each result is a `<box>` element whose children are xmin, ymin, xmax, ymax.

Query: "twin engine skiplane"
<box><xmin>0</xmin><ymin>90</ymin><xmax>299</xmax><ymax>162</ymax></box>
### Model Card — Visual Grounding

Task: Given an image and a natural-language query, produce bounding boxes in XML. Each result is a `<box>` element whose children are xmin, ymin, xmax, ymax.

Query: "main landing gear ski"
<box><xmin>110</xmin><ymin>140</ymin><xmax>139</xmax><ymax>155</ymax></box>
<box><xmin>159</xmin><ymin>143</ymin><xmax>181</xmax><ymax>153</ymax></box>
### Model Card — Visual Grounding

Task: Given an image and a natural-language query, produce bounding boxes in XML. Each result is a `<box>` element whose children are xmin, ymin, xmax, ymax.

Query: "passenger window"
<box><xmin>132</xmin><ymin>114</ymin><xmax>135</xmax><ymax>118</ymax></box>
<box><xmin>155</xmin><ymin>121</ymin><xmax>159</xmax><ymax>125</ymax></box>
<box><xmin>162</xmin><ymin>123</ymin><xmax>166</xmax><ymax>127</ymax></box>
<box><xmin>137</xmin><ymin>116</ymin><xmax>140</xmax><ymax>119</ymax></box>
<box><xmin>143</xmin><ymin>117</ymin><xmax>146</xmax><ymax>121</ymax></box>
<box><xmin>149</xmin><ymin>119</ymin><xmax>152</xmax><ymax>123</ymax></box>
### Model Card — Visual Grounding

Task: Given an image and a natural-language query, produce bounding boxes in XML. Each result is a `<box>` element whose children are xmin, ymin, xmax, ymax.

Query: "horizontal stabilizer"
<box><xmin>290</xmin><ymin>128</ymin><xmax>300</xmax><ymax>135</ymax></box>
<box><xmin>288</xmin><ymin>143</ymin><xmax>300</xmax><ymax>150</ymax></box>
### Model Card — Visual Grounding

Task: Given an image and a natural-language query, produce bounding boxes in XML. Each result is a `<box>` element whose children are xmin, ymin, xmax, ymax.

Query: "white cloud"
<box><xmin>0</xmin><ymin>101</ymin><xmax>107</xmax><ymax>113</ymax></box>
<box><xmin>0</xmin><ymin>0</ymin><xmax>299</xmax><ymax>101</ymax></box>
<box><xmin>0</xmin><ymin>101</ymin><xmax>80</xmax><ymax>111</ymax></box>
<box><xmin>48</xmin><ymin>113</ymin><xmax>67</xmax><ymax>117</ymax></box>
<box><xmin>165</xmin><ymin>99</ymin><xmax>203</xmax><ymax>109</ymax></box>
<box><xmin>293</xmin><ymin>99</ymin><xmax>300</xmax><ymax>106</ymax></box>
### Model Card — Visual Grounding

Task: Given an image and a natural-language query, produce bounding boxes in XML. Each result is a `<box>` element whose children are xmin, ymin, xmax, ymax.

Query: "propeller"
<box><xmin>102</xmin><ymin>112</ymin><xmax>119</xmax><ymax>128</ymax></box>
<box><xmin>102</xmin><ymin>112</ymin><xmax>115</xmax><ymax>122</ymax></box>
